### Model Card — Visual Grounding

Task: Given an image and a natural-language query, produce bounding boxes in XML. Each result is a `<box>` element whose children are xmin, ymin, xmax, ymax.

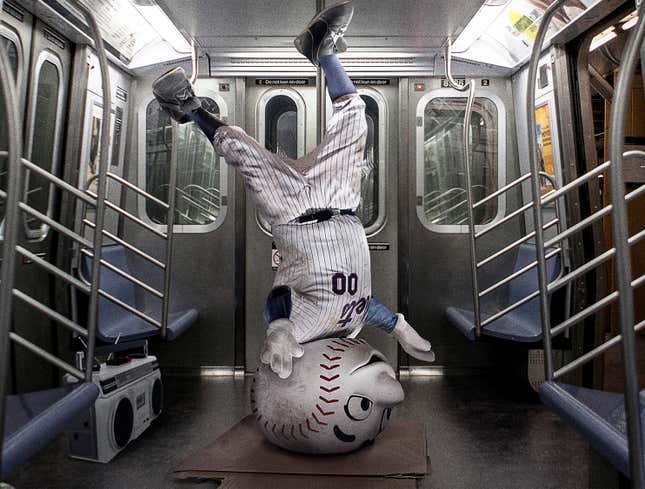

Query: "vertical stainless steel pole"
<box><xmin>0</xmin><ymin>32</ymin><xmax>24</xmax><ymax>475</ymax></box>
<box><xmin>525</xmin><ymin>0</ymin><xmax>566</xmax><ymax>382</ymax></box>
<box><xmin>462</xmin><ymin>81</ymin><xmax>482</xmax><ymax>336</ymax></box>
<box><xmin>161</xmin><ymin>121</ymin><xmax>179</xmax><ymax>340</ymax></box>
<box><xmin>71</xmin><ymin>1</ymin><xmax>111</xmax><ymax>382</ymax></box>
<box><xmin>608</xmin><ymin>3</ymin><xmax>645</xmax><ymax>486</ymax></box>
<box><xmin>316</xmin><ymin>0</ymin><xmax>326</xmax><ymax>145</ymax></box>
<box><xmin>443</xmin><ymin>40</ymin><xmax>479</xmax><ymax>335</ymax></box>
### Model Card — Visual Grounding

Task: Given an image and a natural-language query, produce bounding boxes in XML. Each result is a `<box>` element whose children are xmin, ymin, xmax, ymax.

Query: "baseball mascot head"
<box><xmin>252</xmin><ymin>337</ymin><xmax>404</xmax><ymax>454</ymax></box>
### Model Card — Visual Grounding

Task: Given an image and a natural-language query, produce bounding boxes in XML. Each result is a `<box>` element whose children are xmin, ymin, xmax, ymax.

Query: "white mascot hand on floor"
<box><xmin>392</xmin><ymin>314</ymin><xmax>436</xmax><ymax>363</ymax></box>
<box><xmin>252</xmin><ymin>337</ymin><xmax>404</xmax><ymax>454</ymax></box>
<box><xmin>260</xmin><ymin>319</ymin><xmax>304</xmax><ymax>379</ymax></box>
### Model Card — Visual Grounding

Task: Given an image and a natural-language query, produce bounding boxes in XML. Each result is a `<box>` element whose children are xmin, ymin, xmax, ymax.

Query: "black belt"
<box><xmin>296</xmin><ymin>208</ymin><xmax>355</xmax><ymax>223</ymax></box>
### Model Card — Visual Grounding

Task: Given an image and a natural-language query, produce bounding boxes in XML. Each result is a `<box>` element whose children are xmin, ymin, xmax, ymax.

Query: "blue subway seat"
<box><xmin>446</xmin><ymin>244</ymin><xmax>561</xmax><ymax>342</ymax></box>
<box><xmin>81</xmin><ymin>245</ymin><xmax>197</xmax><ymax>342</ymax></box>
<box><xmin>1</xmin><ymin>383</ymin><xmax>99</xmax><ymax>478</ymax></box>
<box><xmin>539</xmin><ymin>381</ymin><xmax>645</xmax><ymax>477</ymax></box>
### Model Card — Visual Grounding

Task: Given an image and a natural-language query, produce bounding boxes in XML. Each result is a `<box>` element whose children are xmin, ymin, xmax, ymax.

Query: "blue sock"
<box><xmin>364</xmin><ymin>297</ymin><xmax>398</xmax><ymax>334</ymax></box>
<box><xmin>319</xmin><ymin>54</ymin><xmax>356</xmax><ymax>101</ymax></box>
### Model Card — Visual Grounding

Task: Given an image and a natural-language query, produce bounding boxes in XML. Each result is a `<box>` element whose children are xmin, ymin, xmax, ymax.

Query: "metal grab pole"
<box><xmin>0</xmin><ymin>27</ymin><xmax>24</xmax><ymax>473</ymax></box>
<box><xmin>462</xmin><ymin>81</ymin><xmax>482</xmax><ymax>336</ymax></box>
<box><xmin>444</xmin><ymin>37</ymin><xmax>480</xmax><ymax>334</ymax></box>
<box><xmin>607</xmin><ymin>1</ymin><xmax>645</xmax><ymax>485</ymax></box>
<box><xmin>69</xmin><ymin>0</ymin><xmax>111</xmax><ymax>382</ymax></box>
<box><xmin>316</xmin><ymin>0</ymin><xmax>326</xmax><ymax>145</ymax></box>
<box><xmin>444</xmin><ymin>39</ymin><xmax>470</xmax><ymax>92</ymax></box>
<box><xmin>161</xmin><ymin>121</ymin><xmax>179</xmax><ymax>339</ymax></box>
<box><xmin>525</xmin><ymin>0</ymin><xmax>566</xmax><ymax>382</ymax></box>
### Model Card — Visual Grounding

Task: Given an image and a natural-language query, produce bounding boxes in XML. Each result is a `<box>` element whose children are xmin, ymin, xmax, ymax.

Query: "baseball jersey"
<box><xmin>212</xmin><ymin>93</ymin><xmax>371</xmax><ymax>342</ymax></box>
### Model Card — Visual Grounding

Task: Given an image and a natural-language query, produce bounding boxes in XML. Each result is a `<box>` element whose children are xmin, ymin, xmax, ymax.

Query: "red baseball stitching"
<box><xmin>320</xmin><ymin>385</ymin><xmax>340</xmax><ymax>393</ymax></box>
<box><xmin>319</xmin><ymin>395</ymin><xmax>339</xmax><ymax>403</ymax></box>
<box><xmin>299</xmin><ymin>423</ymin><xmax>309</xmax><ymax>439</ymax></box>
<box><xmin>306</xmin><ymin>418</ymin><xmax>319</xmax><ymax>433</ymax></box>
<box><xmin>319</xmin><ymin>363</ymin><xmax>340</xmax><ymax>370</ymax></box>
<box><xmin>323</xmin><ymin>354</ymin><xmax>341</xmax><ymax>361</ymax></box>
<box><xmin>320</xmin><ymin>374</ymin><xmax>340</xmax><ymax>382</ymax></box>
<box><xmin>327</xmin><ymin>345</ymin><xmax>345</xmax><ymax>352</ymax></box>
<box><xmin>316</xmin><ymin>403</ymin><xmax>335</xmax><ymax>416</ymax></box>
<box><xmin>311</xmin><ymin>412</ymin><xmax>328</xmax><ymax>426</ymax></box>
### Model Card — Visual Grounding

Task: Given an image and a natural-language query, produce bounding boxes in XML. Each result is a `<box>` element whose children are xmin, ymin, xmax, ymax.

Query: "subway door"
<box><xmin>13</xmin><ymin>19</ymin><xmax>72</xmax><ymax>391</ymax></box>
<box><xmin>127</xmin><ymin>77</ymin><xmax>238</xmax><ymax>371</ymax></box>
<box><xmin>334</xmin><ymin>82</ymin><xmax>399</xmax><ymax>364</ymax></box>
<box><xmin>402</xmin><ymin>78</ymin><xmax>522</xmax><ymax>370</ymax></box>
<box><xmin>244</xmin><ymin>79</ymin><xmax>317</xmax><ymax>372</ymax></box>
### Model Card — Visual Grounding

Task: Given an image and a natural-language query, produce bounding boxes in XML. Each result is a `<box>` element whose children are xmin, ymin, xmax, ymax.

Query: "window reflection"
<box><xmin>422</xmin><ymin>97</ymin><xmax>499</xmax><ymax>226</ymax></box>
<box><xmin>145</xmin><ymin>97</ymin><xmax>223</xmax><ymax>226</ymax></box>
<box><xmin>0</xmin><ymin>37</ymin><xmax>19</xmax><ymax>232</ymax></box>
<box><xmin>265</xmin><ymin>96</ymin><xmax>297</xmax><ymax>159</ymax></box>
<box><xmin>25</xmin><ymin>60</ymin><xmax>60</xmax><ymax>236</ymax></box>
<box><xmin>357</xmin><ymin>95</ymin><xmax>379</xmax><ymax>229</ymax></box>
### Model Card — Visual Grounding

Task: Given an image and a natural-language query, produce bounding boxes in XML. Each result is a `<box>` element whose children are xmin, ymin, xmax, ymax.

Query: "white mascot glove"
<box><xmin>392</xmin><ymin>313</ymin><xmax>436</xmax><ymax>363</ymax></box>
<box><xmin>260</xmin><ymin>319</ymin><xmax>304</xmax><ymax>379</ymax></box>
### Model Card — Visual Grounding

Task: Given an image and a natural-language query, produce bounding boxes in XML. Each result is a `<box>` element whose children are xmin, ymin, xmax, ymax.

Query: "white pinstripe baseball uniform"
<box><xmin>212</xmin><ymin>93</ymin><xmax>371</xmax><ymax>342</ymax></box>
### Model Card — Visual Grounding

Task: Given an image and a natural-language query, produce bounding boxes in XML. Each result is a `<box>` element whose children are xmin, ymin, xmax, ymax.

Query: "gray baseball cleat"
<box><xmin>294</xmin><ymin>1</ymin><xmax>354</xmax><ymax>66</ymax></box>
<box><xmin>152</xmin><ymin>67</ymin><xmax>201</xmax><ymax>124</ymax></box>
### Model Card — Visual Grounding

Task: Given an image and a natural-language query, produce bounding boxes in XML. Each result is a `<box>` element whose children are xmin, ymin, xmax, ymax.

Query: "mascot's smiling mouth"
<box><xmin>333</xmin><ymin>425</ymin><xmax>356</xmax><ymax>443</ymax></box>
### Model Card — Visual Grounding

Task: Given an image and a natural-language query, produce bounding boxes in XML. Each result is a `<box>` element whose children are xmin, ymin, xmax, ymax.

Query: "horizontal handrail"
<box><xmin>82</xmin><ymin>220</ymin><xmax>166</xmax><ymax>269</ymax></box>
<box><xmin>545</xmin><ymin>183</ymin><xmax>645</xmax><ymax>249</ymax></box>
<box><xmin>548</xmin><ymin>247</ymin><xmax>615</xmax><ymax>294</ymax></box>
<box><xmin>98</xmin><ymin>289</ymin><xmax>162</xmax><ymax>328</ymax></box>
<box><xmin>475</xmin><ymin>200</ymin><xmax>534</xmax><ymax>239</ymax></box>
<box><xmin>107</xmin><ymin>172</ymin><xmax>169</xmax><ymax>210</ymax></box>
<box><xmin>16</xmin><ymin>246</ymin><xmax>91</xmax><ymax>294</ymax></box>
<box><xmin>551</xmin><ymin>291</ymin><xmax>619</xmax><ymax>337</ymax></box>
<box><xmin>86</xmin><ymin>191</ymin><xmax>167</xmax><ymax>240</ymax></box>
<box><xmin>16</xmin><ymin>200</ymin><xmax>93</xmax><ymax>249</ymax></box>
<box><xmin>545</xmin><ymin>205</ymin><xmax>612</xmax><ymax>248</ymax></box>
<box><xmin>9</xmin><ymin>331</ymin><xmax>84</xmax><ymax>380</ymax></box>
<box><xmin>554</xmin><ymin>319</ymin><xmax>645</xmax><ymax>379</ymax></box>
<box><xmin>0</xmin><ymin>153</ymin><xmax>96</xmax><ymax>206</ymax></box>
<box><xmin>477</xmin><ymin>218</ymin><xmax>559</xmax><ymax>268</ymax></box>
<box><xmin>542</xmin><ymin>161</ymin><xmax>610</xmax><ymax>206</ymax></box>
<box><xmin>542</xmin><ymin>151</ymin><xmax>645</xmax><ymax>207</ymax></box>
<box><xmin>478</xmin><ymin>247</ymin><xmax>561</xmax><ymax>298</ymax></box>
<box><xmin>481</xmin><ymin>290</ymin><xmax>540</xmax><ymax>327</ymax></box>
<box><xmin>81</xmin><ymin>249</ymin><xmax>164</xmax><ymax>299</ymax></box>
<box><xmin>13</xmin><ymin>289</ymin><xmax>89</xmax><ymax>337</ymax></box>
<box><xmin>473</xmin><ymin>173</ymin><xmax>532</xmax><ymax>209</ymax></box>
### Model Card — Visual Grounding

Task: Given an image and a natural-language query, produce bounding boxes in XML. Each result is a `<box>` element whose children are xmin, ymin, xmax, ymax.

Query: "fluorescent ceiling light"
<box><xmin>132</xmin><ymin>3</ymin><xmax>191</xmax><ymax>54</ymax></box>
<box><xmin>622</xmin><ymin>16</ymin><xmax>639</xmax><ymax>31</ymax></box>
<box><xmin>589</xmin><ymin>26</ymin><xmax>617</xmax><ymax>52</ymax></box>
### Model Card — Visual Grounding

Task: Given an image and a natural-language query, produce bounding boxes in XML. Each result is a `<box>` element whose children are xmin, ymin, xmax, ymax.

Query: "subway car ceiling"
<box><xmin>8</xmin><ymin>0</ymin><xmax>629</xmax><ymax>78</ymax></box>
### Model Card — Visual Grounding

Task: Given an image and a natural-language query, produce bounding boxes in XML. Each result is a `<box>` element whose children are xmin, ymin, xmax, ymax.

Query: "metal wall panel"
<box><xmin>124</xmin><ymin>76</ymin><xmax>240</xmax><ymax>371</ymax></box>
<box><xmin>13</xmin><ymin>17</ymin><xmax>72</xmax><ymax>392</ymax></box>
<box><xmin>401</xmin><ymin>77</ymin><xmax>523</xmax><ymax>370</ymax></box>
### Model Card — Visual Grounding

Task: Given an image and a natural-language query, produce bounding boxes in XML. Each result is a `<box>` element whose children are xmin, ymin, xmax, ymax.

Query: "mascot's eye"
<box><xmin>344</xmin><ymin>395</ymin><xmax>373</xmax><ymax>421</ymax></box>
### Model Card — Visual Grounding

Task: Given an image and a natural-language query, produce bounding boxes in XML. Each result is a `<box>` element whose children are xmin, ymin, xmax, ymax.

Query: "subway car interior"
<box><xmin>0</xmin><ymin>0</ymin><xmax>644</xmax><ymax>487</ymax></box>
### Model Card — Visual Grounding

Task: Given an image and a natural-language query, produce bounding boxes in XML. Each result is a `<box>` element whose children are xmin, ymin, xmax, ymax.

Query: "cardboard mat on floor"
<box><xmin>175</xmin><ymin>415</ymin><xmax>429</xmax><ymax>487</ymax></box>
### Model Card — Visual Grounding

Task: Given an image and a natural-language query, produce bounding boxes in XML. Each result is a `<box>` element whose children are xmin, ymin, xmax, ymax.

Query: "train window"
<box><xmin>266</xmin><ymin>96</ymin><xmax>298</xmax><ymax>159</ymax></box>
<box><xmin>24</xmin><ymin>58</ymin><xmax>63</xmax><ymax>239</ymax></box>
<box><xmin>417</xmin><ymin>94</ymin><xmax>504</xmax><ymax>232</ymax></box>
<box><xmin>357</xmin><ymin>93</ymin><xmax>386</xmax><ymax>233</ymax></box>
<box><xmin>0</xmin><ymin>34</ymin><xmax>21</xmax><ymax>237</ymax></box>
<box><xmin>143</xmin><ymin>96</ymin><xmax>226</xmax><ymax>230</ymax></box>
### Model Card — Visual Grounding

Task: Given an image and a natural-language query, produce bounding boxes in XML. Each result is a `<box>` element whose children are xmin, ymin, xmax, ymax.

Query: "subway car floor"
<box><xmin>7</xmin><ymin>373</ymin><xmax>598</xmax><ymax>489</ymax></box>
